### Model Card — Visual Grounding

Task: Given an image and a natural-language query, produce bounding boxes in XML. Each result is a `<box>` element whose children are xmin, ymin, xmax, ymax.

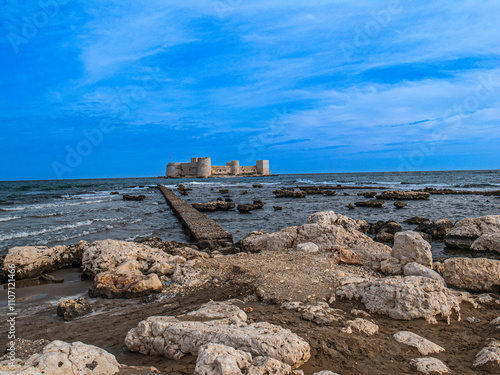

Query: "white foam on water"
<box><xmin>0</xmin><ymin>215</ymin><xmax>21</xmax><ymax>222</ymax></box>
<box><xmin>0</xmin><ymin>199</ymin><xmax>112</xmax><ymax>211</ymax></box>
<box><xmin>0</xmin><ymin>220</ymin><xmax>94</xmax><ymax>241</ymax></box>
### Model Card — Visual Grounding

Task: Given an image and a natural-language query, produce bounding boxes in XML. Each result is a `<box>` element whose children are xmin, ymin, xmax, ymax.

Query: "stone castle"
<box><xmin>166</xmin><ymin>157</ymin><xmax>270</xmax><ymax>178</ymax></box>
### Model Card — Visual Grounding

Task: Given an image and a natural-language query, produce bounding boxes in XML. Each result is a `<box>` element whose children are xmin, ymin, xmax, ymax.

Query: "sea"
<box><xmin>1</xmin><ymin>170</ymin><xmax>499</xmax><ymax>258</ymax></box>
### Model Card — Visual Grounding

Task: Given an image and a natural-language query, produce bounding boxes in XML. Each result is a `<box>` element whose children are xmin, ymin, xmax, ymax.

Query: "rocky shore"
<box><xmin>1</xmin><ymin>211</ymin><xmax>499</xmax><ymax>374</ymax></box>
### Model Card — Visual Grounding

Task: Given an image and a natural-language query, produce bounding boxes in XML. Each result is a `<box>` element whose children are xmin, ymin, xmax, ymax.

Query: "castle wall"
<box><xmin>240</xmin><ymin>165</ymin><xmax>257</xmax><ymax>174</ymax></box>
<box><xmin>256</xmin><ymin>160</ymin><xmax>270</xmax><ymax>175</ymax></box>
<box><xmin>196</xmin><ymin>157</ymin><xmax>211</xmax><ymax>178</ymax></box>
<box><xmin>211</xmin><ymin>165</ymin><xmax>230</xmax><ymax>175</ymax></box>
<box><xmin>167</xmin><ymin>158</ymin><xmax>269</xmax><ymax>177</ymax></box>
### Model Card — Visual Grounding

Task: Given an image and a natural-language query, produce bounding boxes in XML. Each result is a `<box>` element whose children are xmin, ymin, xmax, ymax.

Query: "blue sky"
<box><xmin>0</xmin><ymin>0</ymin><xmax>499</xmax><ymax>180</ymax></box>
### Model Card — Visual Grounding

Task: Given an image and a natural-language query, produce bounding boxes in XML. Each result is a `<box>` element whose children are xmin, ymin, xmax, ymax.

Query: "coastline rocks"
<box><xmin>57</xmin><ymin>298</ymin><xmax>93</xmax><ymax>321</ymax></box>
<box><xmin>355</xmin><ymin>200</ymin><xmax>385</xmax><ymax>208</ymax></box>
<box><xmin>1</xmin><ymin>340</ymin><xmax>120</xmax><ymax>374</ymax></box>
<box><xmin>89</xmin><ymin>270</ymin><xmax>163</xmax><ymax>298</ymax></box>
<box><xmin>393</xmin><ymin>331</ymin><xmax>445</xmax><ymax>355</ymax></box>
<box><xmin>237</xmin><ymin>200</ymin><xmax>265</xmax><ymax>213</ymax></box>
<box><xmin>442</xmin><ymin>257</ymin><xmax>500</xmax><ymax>293</ymax></box>
<box><xmin>376</xmin><ymin>191</ymin><xmax>430</xmax><ymax>200</ymax></box>
<box><xmin>192</xmin><ymin>200</ymin><xmax>236</xmax><ymax>211</ymax></box>
<box><xmin>273</xmin><ymin>188</ymin><xmax>307</xmax><ymax>198</ymax></box>
<box><xmin>2</xmin><ymin>241</ymin><xmax>88</xmax><ymax>280</ymax></box>
<box><xmin>415</xmin><ymin>219</ymin><xmax>454</xmax><ymax>240</ymax></box>
<box><xmin>403</xmin><ymin>263</ymin><xmax>446</xmax><ymax>287</ymax></box>
<box><xmin>125</xmin><ymin>308</ymin><xmax>311</xmax><ymax>368</ymax></box>
<box><xmin>296</xmin><ymin>243</ymin><xmax>320</xmax><ymax>253</ymax></box>
<box><xmin>473</xmin><ymin>340</ymin><xmax>500</xmax><ymax>372</ymax></box>
<box><xmin>336</xmin><ymin>276</ymin><xmax>461</xmax><ymax>323</ymax></box>
<box><xmin>394</xmin><ymin>201</ymin><xmax>407</xmax><ymax>209</ymax></box>
<box><xmin>341</xmin><ymin>318</ymin><xmax>379</xmax><ymax>336</ymax></box>
<box><xmin>404</xmin><ymin>216</ymin><xmax>430</xmax><ymax>225</ymax></box>
<box><xmin>194</xmin><ymin>343</ymin><xmax>301</xmax><ymax>375</ymax></box>
<box><xmin>300</xmin><ymin>302</ymin><xmax>345</xmax><ymax>325</ymax></box>
<box><xmin>82</xmin><ymin>239</ymin><xmax>186</xmax><ymax>298</ymax></box>
<box><xmin>392</xmin><ymin>231</ymin><xmax>432</xmax><ymax>268</ymax></box>
<box><xmin>373</xmin><ymin>220</ymin><xmax>402</xmax><ymax>243</ymax></box>
<box><xmin>444</xmin><ymin>215</ymin><xmax>500</xmax><ymax>252</ymax></box>
<box><xmin>240</xmin><ymin>211</ymin><xmax>391</xmax><ymax>270</ymax></box>
<box><xmin>410</xmin><ymin>357</ymin><xmax>450</xmax><ymax>374</ymax></box>
<box><xmin>186</xmin><ymin>301</ymin><xmax>247</xmax><ymax>322</ymax></box>
<box><xmin>347</xmin><ymin>203</ymin><xmax>355</xmax><ymax>210</ymax></box>
<box><xmin>123</xmin><ymin>194</ymin><xmax>146</xmax><ymax>201</ymax></box>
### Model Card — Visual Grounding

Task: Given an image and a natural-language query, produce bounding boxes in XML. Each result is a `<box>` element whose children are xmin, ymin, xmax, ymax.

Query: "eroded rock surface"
<box><xmin>57</xmin><ymin>298</ymin><xmax>93</xmax><ymax>321</ymax></box>
<box><xmin>442</xmin><ymin>257</ymin><xmax>500</xmax><ymax>293</ymax></box>
<box><xmin>410</xmin><ymin>357</ymin><xmax>450</xmax><ymax>374</ymax></box>
<box><xmin>393</xmin><ymin>331</ymin><xmax>445</xmax><ymax>355</ymax></box>
<box><xmin>473</xmin><ymin>339</ymin><xmax>500</xmax><ymax>372</ymax></box>
<box><xmin>444</xmin><ymin>215</ymin><xmax>500</xmax><ymax>252</ymax></box>
<box><xmin>336</xmin><ymin>276</ymin><xmax>461</xmax><ymax>323</ymax></box>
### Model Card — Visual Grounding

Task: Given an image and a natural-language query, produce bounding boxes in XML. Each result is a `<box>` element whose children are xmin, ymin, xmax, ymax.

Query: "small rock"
<box><xmin>57</xmin><ymin>298</ymin><xmax>93</xmax><ymax>321</ymax></box>
<box><xmin>123</xmin><ymin>194</ymin><xmax>146</xmax><ymax>201</ymax></box>
<box><xmin>393</xmin><ymin>331</ymin><xmax>445</xmax><ymax>355</ymax></box>
<box><xmin>410</xmin><ymin>357</ymin><xmax>450</xmax><ymax>374</ymax></box>
<box><xmin>394</xmin><ymin>201</ymin><xmax>407</xmax><ymax>209</ymax></box>
<box><xmin>347</xmin><ymin>203</ymin><xmax>355</xmax><ymax>210</ymax></box>
<box><xmin>342</xmin><ymin>318</ymin><xmax>379</xmax><ymax>336</ymax></box>
<box><xmin>296</xmin><ymin>243</ymin><xmax>319</xmax><ymax>253</ymax></box>
<box><xmin>39</xmin><ymin>274</ymin><xmax>64</xmax><ymax>283</ymax></box>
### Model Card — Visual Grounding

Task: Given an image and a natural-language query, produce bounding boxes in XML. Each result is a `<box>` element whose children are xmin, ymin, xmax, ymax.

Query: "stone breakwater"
<box><xmin>1</xmin><ymin>211</ymin><xmax>500</xmax><ymax>374</ymax></box>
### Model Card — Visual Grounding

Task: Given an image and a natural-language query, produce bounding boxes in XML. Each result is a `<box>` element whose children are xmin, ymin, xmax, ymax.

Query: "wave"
<box><xmin>453</xmin><ymin>183</ymin><xmax>500</xmax><ymax>188</ymax></box>
<box><xmin>0</xmin><ymin>199</ymin><xmax>111</xmax><ymax>212</ymax></box>
<box><xmin>0</xmin><ymin>219</ymin><xmax>97</xmax><ymax>241</ymax></box>
<box><xmin>30</xmin><ymin>212</ymin><xmax>63</xmax><ymax>218</ymax></box>
<box><xmin>0</xmin><ymin>215</ymin><xmax>21</xmax><ymax>222</ymax></box>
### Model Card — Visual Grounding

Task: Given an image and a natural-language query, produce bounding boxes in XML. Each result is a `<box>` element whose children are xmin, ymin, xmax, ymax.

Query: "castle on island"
<box><xmin>166</xmin><ymin>157</ymin><xmax>270</xmax><ymax>178</ymax></box>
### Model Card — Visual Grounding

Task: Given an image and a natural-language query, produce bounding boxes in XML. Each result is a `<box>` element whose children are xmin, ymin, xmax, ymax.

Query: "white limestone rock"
<box><xmin>300</xmin><ymin>302</ymin><xmax>345</xmax><ymax>325</ymax></box>
<box><xmin>186</xmin><ymin>300</ymin><xmax>247</xmax><ymax>322</ymax></box>
<box><xmin>410</xmin><ymin>357</ymin><xmax>450</xmax><ymax>374</ymax></box>
<box><xmin>313</xmin><ymin>372</ymin><xmax>341</xmax><ymax>375</ymax></box>
<box><xmin>82</xmin><ymin>239</ymin><xmax>185</xmax><ymax>277</ymax></box>
<box><xmin>392</xmin><ymin>231</ymin><xmax>432</xmax><ymax>269</ymax></box>
<box><xmin>194</xmin><ymin>343</ymin><xmax>252</xmax><ymax>375</ymax></box>
<box><xmin>295</xmin><ymin>242</ymin><xmax>319</xmax><ymax>253</ymax></box>
<box><xmin>403</xmin><ymin>262</ymin><xmax>446</xmax><ymax>287</ymax></box>
<box><xmin>342</xmin><ymin>318</ymin><xmax>379</xmax><ymax>336</ymax></box>
<box><xmin>125</xmin><ymin>317</ymin><xmax>310</xmax><ymax>368</ymax></box>
<box><xmin>490</xmin><ymin>317</ymin><xmax>500</xmax><ymax>329</ymax></box>
<box><xmin>393</xmin><ymin>331</ymin><xmax>445</xmax><ymax>355</ymax></box>
<box><xmin>473</xmin><ymin>339</ymin><xmax>500</xmax><ymax>372</ymax></box>
<box><xmin>442</xmin><ymin>257</ymin><xmax>500</xmax><ymax>293</ymax></box>
<box><xmin>0</xmin><ymin>340</ymin><xmax>120</xmax><ymax>375</ymax></box>
<box><xmin>2</xmin><ymin>241</ymin><xmax>88</xmax><ymax>280</ymax></box>
<box><xmin>444</xmin><ymin>215</ymin><xmax>500</xmax><ymax>251</ymax></box>
<box><xmin>336</xmin><ymin>276</ymin><xmax>461</xmax><ymax>323</ymax></box>
<box><xmin>240</xmin><ymin>212</ymin><xmax>391</xmax><ymax>269</ymax></box>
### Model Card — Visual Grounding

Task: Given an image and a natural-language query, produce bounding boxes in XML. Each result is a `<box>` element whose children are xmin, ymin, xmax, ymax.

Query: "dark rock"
<box><xmin>237</xmin><ymin>203</ymin><xmax>257</xmax><ymax>213</ymax></box>
<box><xmin>394</xmin><ymin>201</ymin><xmax>407</xmax><ymax>209</ymax></box>
<box><xmin>273</xmin><ymin>189</ymin><xmax>307</xmax><ymax>198</ymax></box>
<box><xmin>192</xmin><ymin>200</ymin><xmax>236</xmax><ymax>212</ymax></box>
<box><xmin>219</xmin><ymin>189</ymin><xmax>230</xmax><ymax>194</ymax></box>
<box><xmin>373</xmin><ymin>220</ymin><xmax>402</xmax><ymax>243</ymax></box>
<box><xmin>404</xmin><ymin>216</ymin><xmax>429</xmax><ymax>224</ymax></box>
<box><xmin>376</xmin><ymin>191</ymin><xmax>430</xmax><ymax>200</ymax></box>
<box><xmin>252</xmin><ymin>184</ymin><xmax>263</xmax><ymax>188</ymax></box>
<box><xmin>343</xmin><ymin>193</ymin><xmax>350</xmax><ymax>196</ymax></box>
<box><xmin>347</xmin><ymin>203</ymin><xmax>355</xmax><ymax>210</ymax></box>
<box><xmin>123</xmin><ymin>194</ymin><xmax>146</xmax><ymax>201</ymax></box>
<box><xmin>242</xmin><ymin>190</ymin><xmax>249</xmax><ymax>195</ymax></box>
<box><xmin>416</xmin><ymin>231</ymin><xmax>432</xmax><ymax>243</ymax></box>
<box><xmin>180</xmin><ymin>190</ymin><xmax>189</xmax><ymax>196</ymax></box>
<box><xmin>357</xmin><ymin>191</ymin><xmax>377</xmax><ymax>198</ymax></box>
<box><xmin>355</xmin><ymin>200</ymin><xmax>385</xmax><ymax>208</ymax></box>
<box><xmin>273</xmin><ymin>206</ymin><xmax>282</xmax><ymax>211</ymax></box>
<box><xmin>324</xmin><ymin>191</ymin><xmax>336</xmax><ymax>196</ymax></box>
<box><xmin>39</xmin><ymin>274</ymin><xmax>64</xmax><ymax>284</ymax></box>
<box><xmin>110</xmin><ymin>191</ymin><xmax>119</xmax><ymax>195</ymax></box>
<box><xmin>252</xmin><ymin>199</ymin><xmax>265</xmax><ymax>209</ymax></box>
<box><xmin>57</xmin><ymin>298</ymin><xmax>93</xmax><ymax>321</ymax></box>
<box><xmin>415</xmin><ymin>218</ymin><xmax>454</xmax><ymax>240</ymax></box>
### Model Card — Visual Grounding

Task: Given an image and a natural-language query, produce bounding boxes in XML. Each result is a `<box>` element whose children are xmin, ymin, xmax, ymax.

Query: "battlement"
<box><xmin>166</xmin><ymin>158</ymin><xmax>269</xmax><ymax>178</ymax></box>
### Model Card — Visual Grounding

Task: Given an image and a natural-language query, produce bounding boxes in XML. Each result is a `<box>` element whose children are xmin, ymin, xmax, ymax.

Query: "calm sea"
<box><xmin>1</xmin><ymin>170</ymin><xmax>499</xmax><ymax>257</ymax></box>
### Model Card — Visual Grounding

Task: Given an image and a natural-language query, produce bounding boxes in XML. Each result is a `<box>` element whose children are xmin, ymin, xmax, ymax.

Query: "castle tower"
<box><xmin>166</xmin><ymin>162</ymin><xmax>182</xmax><ymax>177</ymax></box>
<box><xmin>256</xmin><ymin>160</ymin><xmax>269</xmax><ymax>175</ymax></box>
<box><xmin>196</xmin><ymin>157</ymin><xmax>211</xmax><ymax>178</ymax></box>
<box><xmin>229</xmin><ymin>160</ymin><xmax>240</xmax><ymax>175</ymax></box>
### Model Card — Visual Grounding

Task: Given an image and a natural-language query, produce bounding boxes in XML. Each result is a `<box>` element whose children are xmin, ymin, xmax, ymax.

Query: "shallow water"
<box><xmin>0</xmin><ymin>170</ymin><xmax>499</xmax><ymax>258</ymax></box>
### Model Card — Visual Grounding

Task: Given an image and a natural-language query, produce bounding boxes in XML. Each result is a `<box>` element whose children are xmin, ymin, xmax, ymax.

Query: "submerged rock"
<box><xmin>273</xmin><ymin>188</ymin><xmax>307</xmax><ymax>198</ymax></box>
<box><xmin>123</xmin><ymin>194</ymin><xmax>146</xmax><ymax>201</ymax></box>
<box><xmin>404</xmin><ymin>216</ymin><xmax>430</xmax><ymax>225</ymax></box>
<box><xmin>415</xmin><ymin>219</ymin><xmax>454</xmax><ymax>240</ymax></box>
<box><xmin>192</xmin><ymin>200</ymin><xmax>236</xmax><ymax>211</ymax></box>
<box><xmin>355</xmin><ymin>200</ymin><xmax>385</xmax><ymax>208</ymax></box>
<box><xmin>377</xmin><ymin>191</ymin><xmax>430</xmax><ymax>200</ymax></box>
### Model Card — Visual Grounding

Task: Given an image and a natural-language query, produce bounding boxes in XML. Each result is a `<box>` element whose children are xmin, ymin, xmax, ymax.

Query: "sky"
<box><xmin>0</xmin><ymin>0</ymin><xmax>499</xmax><ymax>180</ymax></box>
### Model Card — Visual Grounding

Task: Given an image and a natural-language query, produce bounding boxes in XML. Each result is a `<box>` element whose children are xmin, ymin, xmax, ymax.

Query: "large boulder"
<box><xmin>240</xmin><ymin>211</ymin><xmax>391</xmax><ymax>269</ymax></box>
<box><xmin>403</xmin><ymin>263</ymin><xmax>446</xmax><ymax>287</ymax></box>
<box><xmin>415</xmin><ymin>219</ymin><xmax>454</xmax><ymax>240</ymax></box>
<box><xmin>0</xmin><ymin>340</ymin><xmax>120</xmax><ymax>374</ymax></box>
<box><xmin>89</xmin><ymin>270</ymin><xmax>163</xmax><ymax>299</ymax></box>
<box><xmin>125</xmin><ymin>301</ymin><xmax>310</xmax><ymax>368</ymax></box>
<box><xmin>442</xmin><ymin>257</ymin><xmax>500</xmax><ymax>293</ymax></box>
<box><xmin>336</xmin><ymin>276</ymin><xmax>461</xmax><ymax>323</ymax></box>
<box><xmin>444</xmin><ymin>215</ymin><xmax>500</xmax><ymax>252</ymax></box>
<box><xmin>2</xmin><ymin>241</ymin><xmax>88</xmax><ymax>280</ymax></box>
